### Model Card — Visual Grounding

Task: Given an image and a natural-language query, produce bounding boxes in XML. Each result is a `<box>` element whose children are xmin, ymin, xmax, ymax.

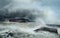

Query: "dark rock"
<box><xmin>34</xmin><ymin>27</ymin><xmax>58</xmax><ymax>34</ymax></box>
<box><xmin>7</xmin><ymin>32</ymin><xmax>14</xmax><ymax>37</ymax></box>
<box><xmin>0</xmin><ymin>35</ymin><xmax>3</xmax><ymax>38</ymax></box>
<box><xmin>9</xmin><ymin>17</ymin><xmax>34</xmax><ymax>22</ymax></box>
<box><xmin>5</xmin><ymin>32</ymin><xmax>14</xmax><ymax>37</ymax></box>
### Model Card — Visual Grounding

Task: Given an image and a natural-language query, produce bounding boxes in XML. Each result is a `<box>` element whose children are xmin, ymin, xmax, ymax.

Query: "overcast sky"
<box><xmin>39</xmin><ymin>0</ymin><xmax>60</xmax><ymax>24</ymax></box>
<box><xmin>40</xmin><ymin>0</ymin><xmax>60</xmax><ymax>17</ymax></box>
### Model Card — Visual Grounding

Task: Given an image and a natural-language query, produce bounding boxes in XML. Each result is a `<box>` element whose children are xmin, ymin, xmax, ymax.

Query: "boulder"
<box><xmin>34</xmin><ymin>27</ymin><xmax>58</xmax><ymax>34</ymax></box>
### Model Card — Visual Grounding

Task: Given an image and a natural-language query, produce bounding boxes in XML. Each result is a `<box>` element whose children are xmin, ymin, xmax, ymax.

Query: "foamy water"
<box><xmin>0</xmin><ymin>0</ymin><xmax>60</xmax><ymax>38</ymax></box>
<box><xmin>0</xmin><ymin>22</ymin><xmax>59</xmax><ymax>38</ymax></box>
<box><xmin>0</xmin><ymin>22</ymin><xmax>46</xmax><ymax>33</ymax></box>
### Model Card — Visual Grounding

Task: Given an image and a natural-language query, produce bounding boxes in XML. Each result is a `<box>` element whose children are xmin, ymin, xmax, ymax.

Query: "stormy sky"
<box><xmin>0</xmin><ymin>0</ymin><xmax>60</xmax><ymax>24</ymax></box>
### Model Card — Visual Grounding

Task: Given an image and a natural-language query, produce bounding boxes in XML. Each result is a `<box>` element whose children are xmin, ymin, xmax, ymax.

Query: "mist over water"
<box><xmin>0</xmin><ymin>0</ymin><xmax>47</xmax><ymax>32</ymax></box>
<box><xmin>0</xmin><ymin>0</ymin><xmax>47</xmax><ymax>26</ymax></box>
<box><xmin>0</xmin><ymin>0</ymin><xmax>58</xmax><ymax>24</ymax></box>
<box><xmin>0</xmin><ymin>0</ymin><xmax>59</xmax><ymax>32</ymax></box>
<box><xmin>0</xmin><ymin>0</ymin><xmax>59</xmax><ymax>38</ymax></box>
<box><xmin>0</xmin><ymin>0</ymin><xmax>58</xmax><ymax>33</ymax></box>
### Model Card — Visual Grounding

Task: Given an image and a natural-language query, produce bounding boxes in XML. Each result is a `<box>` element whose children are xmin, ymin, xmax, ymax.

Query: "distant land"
<box><xmin>47</xmin><ymin>24</ymin><xmax>60</xmax><ymax>27</ymax></box>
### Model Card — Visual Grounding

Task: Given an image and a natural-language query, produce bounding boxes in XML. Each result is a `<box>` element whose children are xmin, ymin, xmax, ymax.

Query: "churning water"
<box><xmin>0</xmin><ymin>0</ymin><xmax>60</xmax><ymax>38</ymax></box>
<box><xmin>0</xmin><ymin>22</ymin><xmax>59</xmax><ymax>38</ymax></box>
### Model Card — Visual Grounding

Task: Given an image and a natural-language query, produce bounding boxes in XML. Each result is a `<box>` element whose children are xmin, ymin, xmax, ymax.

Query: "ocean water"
<box><xmin>0</xmin><ymin>0</ymin><xmax>60</xmax><ymax>38</ymax></box>
<box><xmin>0</xmin><ymin>22</ymin><xmax>59</xmax><ymax>38</ymax></box>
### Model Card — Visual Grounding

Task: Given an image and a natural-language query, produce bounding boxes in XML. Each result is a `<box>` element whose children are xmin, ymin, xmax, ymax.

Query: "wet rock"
<box><xmin>34</xmin><ymin>27</ymin><xmax>58</xmax><ymax>34</ymax></box>
<box><xmin>6</xmin><ymin>32</ymin><xmax>14</xmax><ymax>37</ymax></box>
<box><xmin>0</xmin><ymin>30</ymin><xmax>59</xmax><ymax>38</ymax></box>
<box><xmin>0</xmin><ymin>35</ymin><xmax>3</xmax><ymax>38</ymax></box>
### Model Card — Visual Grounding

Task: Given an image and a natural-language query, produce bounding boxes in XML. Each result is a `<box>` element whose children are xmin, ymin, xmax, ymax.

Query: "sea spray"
<box><xmin>0</xmin><ymin>0</ymin><xmax>48</xmax><ymax>34</ymax></box>
<box><xmin>0</xmin><ymin>0</ymin><xmax>59</xmax><ymax>38</ymax></box>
